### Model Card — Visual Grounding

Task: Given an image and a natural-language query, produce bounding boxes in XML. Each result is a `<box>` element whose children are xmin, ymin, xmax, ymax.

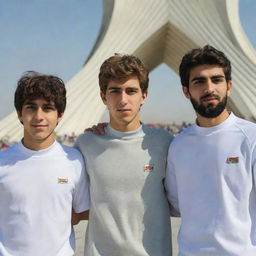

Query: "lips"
<box><xmin>201</xmin><ymin>94</ymin><xmax>220</xmax><ymax>103</ymax></box>
<box><xmin>202</xmin><ymin>97</ymin><xmax>218</xmax><ymax>102</ymax></box>
<box><xmin>32</xmin><ymin>124</ymin><xmax>48</xmax><ymax>129</ymax></box>
<box><xmin>117</xmin><ymin>109</ymin><xmax>131</xmax><ymax>112</ymax></box>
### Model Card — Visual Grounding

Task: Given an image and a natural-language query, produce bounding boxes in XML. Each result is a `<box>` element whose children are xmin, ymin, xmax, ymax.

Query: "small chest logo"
<box><xmin>226</xmin><ymin>157</ymin><xmax>239</xmax><ymax>164</ymax></box>
<box><xmin>144</xmin><ymin>165</ymin><xmax>154</xmax><ymax>172</ymax></box>
<box><xmin>58</xmin><ymin>178</ymin><xmax>68</xmax><ymax>184</ymax></box>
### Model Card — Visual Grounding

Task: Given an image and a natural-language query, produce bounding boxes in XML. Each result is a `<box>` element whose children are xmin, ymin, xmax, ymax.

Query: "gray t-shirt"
<box><xmin>75</xmin><ymin>124</ymin><xmax>173</xmax><ymax>256</ymax></box>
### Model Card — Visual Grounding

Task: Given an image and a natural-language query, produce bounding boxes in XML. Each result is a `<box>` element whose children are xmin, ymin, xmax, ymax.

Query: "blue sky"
<box><xmin>0</xmin><ymin>0</ymin><xmax>255</xmax><ymax>123</ymax></box>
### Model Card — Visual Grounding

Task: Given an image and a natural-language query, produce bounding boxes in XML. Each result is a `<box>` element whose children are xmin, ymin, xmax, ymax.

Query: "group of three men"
<box><xmin>0</xmin><ymin>45</ymin><xmax>256</xmax><ymax>256</ymax></box>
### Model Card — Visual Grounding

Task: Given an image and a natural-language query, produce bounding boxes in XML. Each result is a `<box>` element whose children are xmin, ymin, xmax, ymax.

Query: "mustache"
<box><xmin>200</xmin><ymin>93</ymin><xmax>220</xmax><ymax>101</ymax></box>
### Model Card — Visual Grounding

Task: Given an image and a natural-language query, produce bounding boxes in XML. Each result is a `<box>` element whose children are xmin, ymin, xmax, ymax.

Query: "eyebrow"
<box><xmin>191</xmin><ymin>75</ymin><xmax>225</xmax><ymax>82</ymax></box>
<box><xmin>211</xmin><ymin>75</ymin><xmax>225</xmax><ymax>79</ymax></box>
<box><xmin>108</xmin><ymin>86</ymin><xmax>139</xmax><ymax>90</ymax></box>
<box><xmin>24</xmin><ymin>101</ymin><xmax>55</xmax><ymax>107</ymax></box>
<box><xmin>108</xmin><ymin>86</ymin><xmax>121</xmax><ymax>90</ymax></box>
<box><xmin>24</xmin><ymin>101</ymin><xmax>37</xmax><ymax>106</ymax></box>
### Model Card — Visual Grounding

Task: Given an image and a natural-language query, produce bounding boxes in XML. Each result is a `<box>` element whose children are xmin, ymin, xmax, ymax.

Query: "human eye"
<box><xmin>212</xmin><ymin>77</ymin><xmax>224</xmax><ymax>84</ymax></box>
<box><xmin>126</xmin><ymin>88</ymin><xmax>138</xmax><ymax>94</ymax></box>
<box><xmin>193</xmin><ymin>79</ymin><xmax>204</xmax><ymax>86</ymax></box>
<box><xmin>43</xmin><ymin>105</ymin><xmax>55</xmax><ymax>112</ymax></box>
<box><xmin>109</xmin><ymin>88</ymin><xmax>119</xmax><ymax>94</ymax></box>
<box><xmin>25</xmin><ymin>104</ymin><xmax>35</xmax><ymax>110</ymax></box>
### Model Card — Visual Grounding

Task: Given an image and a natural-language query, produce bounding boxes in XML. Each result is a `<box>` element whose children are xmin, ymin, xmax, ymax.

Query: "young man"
<box><xmin>165</xmin><ymin>45</ymin><xmax>256</xmax><ymax>255</ymax></box>
<box><xmin>0</xmin><ymin>72</ymin><xmax>90</xmax><ymax>256</ymax></box>
<box><xmin>75</xmin><ymin>54</ymin><xmax>174</xmax><ymax>256</ymax></box>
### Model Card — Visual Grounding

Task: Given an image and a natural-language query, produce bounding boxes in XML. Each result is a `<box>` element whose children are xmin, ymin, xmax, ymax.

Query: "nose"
<box><xmin>119</xmin><ymin>91</ymin><xmax>128</xmax><ymax>105</ymax></box>
<box><xmin>204</xmin><ymin>79</ymin><xmax>215</xmax><ymax>94</ymax></box>
<box><xmin>33</xmin><ymin>108</ymin><xmax>44</xmax><ymax>121</ymax></box>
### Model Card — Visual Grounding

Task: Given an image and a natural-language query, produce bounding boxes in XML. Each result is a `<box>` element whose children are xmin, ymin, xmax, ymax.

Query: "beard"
<box><xmin>190</xmin><ymin>93</ymin><xmax>228</xmax><ymax>118</ymax></box>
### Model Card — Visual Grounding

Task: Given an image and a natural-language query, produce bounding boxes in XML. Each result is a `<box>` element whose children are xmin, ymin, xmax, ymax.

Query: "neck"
<box><xmin>196</xmin><ymin>109</ymin><xmax>230</xmax><ymax>127</ymax></box>
<box><xmin>22</xmin><ymin>136</ymin><xmax>55</xmax><ymax>151</ymax></box>
<box><xmin>109</xmin><ymin>120</ymin><xmax>141</xmax><ymax>132</ymax></box>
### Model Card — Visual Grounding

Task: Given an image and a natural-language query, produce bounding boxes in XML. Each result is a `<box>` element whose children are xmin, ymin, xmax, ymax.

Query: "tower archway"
<box><xmin>0</xmin><ymin>0</ymin><xmax>255</xmax><ymax>141</ymax></box>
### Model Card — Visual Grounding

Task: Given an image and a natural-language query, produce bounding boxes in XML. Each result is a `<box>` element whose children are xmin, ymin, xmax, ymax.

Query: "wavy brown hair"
<box><xmin>99</xmin><ymin>54</ymin><xmax>149</xmax><ymax>94</ymax></box>
<box><xmin>15</xmin><ymin>71</ymin><xmax>66</xmax><ymax>116</ymax></box>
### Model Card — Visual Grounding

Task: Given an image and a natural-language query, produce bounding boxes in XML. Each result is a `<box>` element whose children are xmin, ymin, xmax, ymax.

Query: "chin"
<box><xmin>33</xmin><ymin>133</ymin><xmax>51</xmax><ymax>140</ymax></box>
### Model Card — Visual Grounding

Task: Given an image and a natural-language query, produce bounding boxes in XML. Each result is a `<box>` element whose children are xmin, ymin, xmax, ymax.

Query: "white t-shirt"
<box><xmin>0</xmin><ymin>141</ymin><xmax>90</xmax><ymax>256</ymax></box>
<box><xmin>165</xmin><ymin>113</ymin><xmax>256</xmax><ymax>256</ymax></box>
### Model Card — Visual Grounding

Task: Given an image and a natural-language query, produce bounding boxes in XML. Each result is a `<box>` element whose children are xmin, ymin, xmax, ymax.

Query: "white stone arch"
<box><xmin>0</xmin><ymin>0</ymin><xmax>255</xmax><ymax>141</ymax></box>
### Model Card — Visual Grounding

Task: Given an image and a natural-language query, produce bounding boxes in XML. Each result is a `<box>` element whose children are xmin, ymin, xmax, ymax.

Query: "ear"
<box><xmin>141</xmin><ymin>90</ymin><xmax>148</xmax><ymax>105</ymax></box>
<box><xmin>227</xmin><ymin>81</ymin><xmax>232</xmax><ymax>96</ymax></box>
<box><xmin>100</xmin><ymin>92</ymin><xmax>107</xmax><ymax>105</ymax></box>
<box><xmin>16</xmin><ymin>111</ymin><xmax>23</xmax><ymax>124</ymax></box>
<box><xmin>17</xmin><ymin>111</ymin><xmax>22</xmax><ymax>119</ymax></box>
<box><xmin>57</xmin><ymin>112</ymin><xmax>64</xmax><ymax>123</ymax></box>
<box><xmin>182</xmin><ymin>86</ymin><xmax>191</xmax><ymax>99</ymax></box>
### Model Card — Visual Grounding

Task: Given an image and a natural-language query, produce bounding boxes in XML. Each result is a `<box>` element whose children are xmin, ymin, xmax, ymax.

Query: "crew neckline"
<box><xmin>105</xmin><ymin>124</ymin><xmax>150</xmax><ymax>139</ymax></box>
<box><xmin>17</xmin><ymin>140</ymin><xmax>58</xmax><ymax>156</ymax></box>
<box><xmin>193</xmin><ymin>112</ymin><xmax>236</xmax><ymax>134</ymax></box>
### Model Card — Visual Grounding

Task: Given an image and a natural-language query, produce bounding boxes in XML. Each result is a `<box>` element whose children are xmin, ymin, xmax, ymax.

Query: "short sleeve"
<box><xmin>72</xmin><ymin>154</ymin><xmax>90</xmax><ymax>213</ymax></box>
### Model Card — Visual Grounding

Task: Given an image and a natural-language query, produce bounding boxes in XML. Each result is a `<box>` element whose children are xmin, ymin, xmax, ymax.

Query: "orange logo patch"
<box><xmin>58</xmin><ymin>178</ymin><xmax>68</xmax><ymax>184</ymax></box>
<box><xmin>144</xmin><ymin>165</ymin><xmax>154</xmax><ymax>172</ymax></box>
<box><xmin>226</xmin><ymin>157</ymin><xmax>239</xmax><ymax>164</ymax></box>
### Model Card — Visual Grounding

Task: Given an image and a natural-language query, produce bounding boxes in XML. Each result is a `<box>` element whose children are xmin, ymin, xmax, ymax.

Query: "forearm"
<box><xmin>72</xmin><ymin>210</ymin><xmax>89</xmax><ymax>225</ymax></box>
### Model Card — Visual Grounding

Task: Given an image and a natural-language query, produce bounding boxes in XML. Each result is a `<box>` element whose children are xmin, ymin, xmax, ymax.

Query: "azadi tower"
<box><xmin>0</xmin><ymin>0</ymin><xmax>255</xmax><ymax>141</ymax></box>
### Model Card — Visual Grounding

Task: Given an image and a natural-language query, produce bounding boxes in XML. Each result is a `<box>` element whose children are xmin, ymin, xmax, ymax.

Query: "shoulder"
<box><xmin>233</xmin><ymin>116</ymin><xmax>256</xmax><ymax>144</ymax></box>
<box><xmin>144</xmin><ymin>125</ymin><xmax>173</xmax><ymax>138</ymax></box>
<box><xmin>169</xmin><ymin>125</ymin><xmax>194</xmax><ymax>149</ymax></box>
<box><xmin>156</xmin><ymin>128</ymin><xmax>173</xmax><ymax>142</ymax></box>
<box><xmin>143</xmin><ymin>126</ymin><xmax>174</xmax><ymax>147</ymax></box>
<box><xmin>55</xmin><ymin>142</ymin><xmax>85</xmax><ymax>165</ymax></box>
<box><xmin>59</xmin><ymin>143</ymin><xmax>82</xmax><ymax>156</ymax></box>
<box><xmin>75</xmin><ymin>132</ymin><xmax>89</xmax><ymax>143</ymax></box>
<box><xmin>75</xmin><ymin>131</ymin><xmax>99</xmax><ymax>146</ymax></box>
<box><xmin>53</xmin><ymin>144</ymin><xmax>87</xmax><ymax>180</ymax></box>
<box><xmin>0</xmin><ymin>143</ymin><xmax>19</xmax><ymax>165</ymax></box>
<box><xmin>233</xmin><ymin>115</ymin><xmax>256</xmax><ymax>131</ymax></box>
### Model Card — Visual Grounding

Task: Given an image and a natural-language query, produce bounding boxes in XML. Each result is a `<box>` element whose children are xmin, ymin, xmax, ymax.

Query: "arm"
<box><xmin>72</xmin><ymin>151</ymin><xmax>90</xmax><ymax>221</ymax></box>
<box><xmin>165</xmin><ymin>145</ymin><xmax>180</xmax><ymax>217</ymax></box>
<box><xmin>72</xmin><ymin>209</ymin><xmax>89</xmax><ymax>225</ymax></box>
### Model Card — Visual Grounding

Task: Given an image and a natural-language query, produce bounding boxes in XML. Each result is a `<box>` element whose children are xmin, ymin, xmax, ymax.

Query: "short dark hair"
<box><xmin>179</xmin><ymin>45</ymin><xmax>232</xmax><ymax>88</ymax></box>
<box><xmin>99</xmin><ymin>53</ymin><xmax>149</xmax><ymax>94</ymax></box>
<box><xmin>15</xmin><ymin>71</ymin><xmax>66</xmax><ymax>116</ymax></box>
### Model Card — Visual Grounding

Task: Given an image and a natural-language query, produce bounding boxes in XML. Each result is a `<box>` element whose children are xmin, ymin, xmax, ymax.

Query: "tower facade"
<box><xmin>0</xmin><ymin>0</ymin><xmax>255</xmax><ymax>141</ymax></box>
